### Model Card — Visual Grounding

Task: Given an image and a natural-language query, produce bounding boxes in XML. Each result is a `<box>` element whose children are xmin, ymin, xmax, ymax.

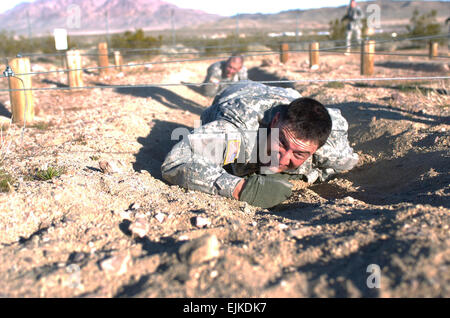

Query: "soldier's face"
<box><xmin>264</xmin><ymin>113</ymin><xmax>319</xmax><ymax>173</ymax></box>
<box><xmin>225</xmin><ymin>59</ymin><xmax>242</xmax><ymax>78</ymax></box>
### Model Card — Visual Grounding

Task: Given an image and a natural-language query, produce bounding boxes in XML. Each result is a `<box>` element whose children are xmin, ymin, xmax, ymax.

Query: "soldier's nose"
<box><xmin>279</xmin><ymin>151</ymin><xmax>292</xmax><ymax>166</ymax></box>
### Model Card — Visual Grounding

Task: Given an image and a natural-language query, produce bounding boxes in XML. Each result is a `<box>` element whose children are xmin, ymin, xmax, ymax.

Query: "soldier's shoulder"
<box><xmin>208</xmin><ymin>61</ymin><xmax>223</xmax><ymax>72</ymax></box>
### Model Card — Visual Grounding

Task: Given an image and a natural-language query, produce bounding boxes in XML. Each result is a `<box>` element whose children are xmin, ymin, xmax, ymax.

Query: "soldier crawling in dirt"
<box><xmin>161</xmin><ymin>82</ymin><xmax>359</xmax><ymax>208</ymax></box>
<box><xmin>200</xmin><ymin>54</ymin><xmax>248</xmax><ymax>97</ymax></box>
<box><xmin>342</xmin><ymin>0</ymin><xmax>365</xmax><ymax>55</ymax></box>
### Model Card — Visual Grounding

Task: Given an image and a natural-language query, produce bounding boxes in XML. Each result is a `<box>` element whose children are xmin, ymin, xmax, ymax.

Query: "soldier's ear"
<box><xmin>270</xmin><ymin>112</ymin><xmax>281</xmax><ymax>128</ymax></box>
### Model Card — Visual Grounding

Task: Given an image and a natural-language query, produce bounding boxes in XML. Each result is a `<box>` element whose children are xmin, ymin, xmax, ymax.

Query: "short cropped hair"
<box><xmin>280</xmin><ymin>97</ymin><xmax>332</xmax><ymax>148</ymax></box>
<box><xmin>228</xmin><ymin>53</ymin><xmax>244</xmax><ymax>64</ymax></box>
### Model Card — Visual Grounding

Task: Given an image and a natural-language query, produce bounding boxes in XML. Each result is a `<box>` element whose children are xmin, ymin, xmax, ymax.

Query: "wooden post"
<box><xmin>66</xmin><ymin>50</ymin><xmax>84</xmax><ymax>88</ymax></box>
<box><xmin>361</xmin><ymin>40</ymin><xmax>375</xmax><ymax>76</ymax></box>
<box><xmin>428</xmin><ymin>41</ymin><xmax>438</xmax><ymax>59</ymax></box>
<box><xmin>98</xmin><ymin>42</ymin><xmax>110</xmax><ymax>76</ymax></box>
<box><xmin>114</xmin><ymin>51</ymin><xmax>123</xmax><ymax>72</ymax></box>
<box><xmin>309</xmin><ymin>42</ymin><xmax>319</xmax><ymax>69</ymax></box>
<box><xmin>280</xmin><ymin>43</ymin><xmax>289</xmax><ymax>64</ymax></box>
<box><xmin>8</xmin><ymin>57</ymin><xmax>34</xmax><ymax>124</ymax></box>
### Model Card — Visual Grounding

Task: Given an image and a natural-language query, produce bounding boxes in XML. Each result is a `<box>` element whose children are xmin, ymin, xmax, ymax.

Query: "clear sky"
<box><xmin>0</xmin><ymin>0</ymin><xmax>447</xmax><ymax>16</ymax></box>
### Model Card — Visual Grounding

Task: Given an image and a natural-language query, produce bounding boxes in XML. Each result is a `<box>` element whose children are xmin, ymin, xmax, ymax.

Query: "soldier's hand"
<box><xmin>239</xmin><ymin>174</ymin><xmax>293</xmax><ymax>208</ymax></box>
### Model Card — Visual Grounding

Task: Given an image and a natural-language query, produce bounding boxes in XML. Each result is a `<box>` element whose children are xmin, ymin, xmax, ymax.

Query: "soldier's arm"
<box><xmin>161</xmin><ymin>121</ymin><xmax>245</xmax><ymax>198</ymax></box>
<box><xmin>238</xmin><ymin>67</ymin><xmax>248</xmax><ymax>81</ymax></box>
<box><xmin>356</xmin><ymin>7</ymin><xmax>364</xmax><ymax>19</ymax></box>
<box><xmin>202</xmin><ymin>64</ymin><xmax>222</xmax><ymax>97</ymax></box>
<box><xmin>341</xmin><ymin>7</ymin><xmax>350</xmax><ymax>21</ymax></box>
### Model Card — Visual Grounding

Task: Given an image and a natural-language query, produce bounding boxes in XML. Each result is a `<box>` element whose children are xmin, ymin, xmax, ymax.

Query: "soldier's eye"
<box><xmin>294</xmin><ymin>152</ymin><xmax>308</xmax><ymax>160</ymax></box>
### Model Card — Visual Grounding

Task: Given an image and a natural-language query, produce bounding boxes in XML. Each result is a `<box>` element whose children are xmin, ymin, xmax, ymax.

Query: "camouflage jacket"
<box><xmin>202</xmin><ymin>60</ymin><xmax>248</xmax><ymax>97</ymax></box>
<box><xmin>161</xmin><ymin>82</ymin><xmax>359</xmax><ymax>199</ymax></box>
<box><xmin>344</xmin><ymin>6</ymin><xmax>364</xmax><ymax>30</ymax></box>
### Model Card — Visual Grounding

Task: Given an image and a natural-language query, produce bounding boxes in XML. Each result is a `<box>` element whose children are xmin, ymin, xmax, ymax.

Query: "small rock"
<box><xmin>129</xmin><ymin>217</ymin><xmax>149</xmax><ymax>238</ymax></box>
<box><xmin>210</xmin><ymin>270</ymin><xmax>218</xmax><ymax>278</ymax></box>
<box><xmin>178</xmin><ymin>234</ymin><xmax>220</xmax><ymax>265</ymax></box>
<box><xmin>99</xmin><ymin>253</ymin><xmax>131</xmax><ymax>276</ymax></box>
<box><xmin>155</xmin><ymin>212</ymin><xmax>166</xmax><ymax>223</ymax></box>
<box><xmin>310</xmin><ymin>64</ymin><xmax>319</xmax><ymax>70</ymax></box>
<box><xmin>119</xmin><ymin>210</ymin><xmax>132</xmax><ymax>220</ymax></box>
<box><xmin>344</xmin><ymin>196</ymin><xmax>356</xmax><ymax>203</ymax></box>
<box><xmin>195</xmin><ymin>216</ymin><xmax>211</xmax><ymax>228</ymax></box>
<box><xmin>99</xmin><ymin>160</ymin><xmax>123</xmax><ymax>174</ymax></box>
<box><xmin>68</xmin><ymin>251</ymin><xmax>87</xmax><ymax>264</ymax></box>
<box><xmin>278</xmin><ymin>223</ymin><xmax>288</xmax><ymax>230</ymax></box>
<box><xmin>289</xmin><ymin>227</ymin><xmax>312</xmax><ymax>239</ymax></box>
<box><xmin>129</xmin><ymin>202</ymin><xmax>140</xmax><ymax>210</ymax></box>
<box><xmin>391</xmin><ymin>93</ymin><xmax>401</xmax><ymax>101</ymax></box>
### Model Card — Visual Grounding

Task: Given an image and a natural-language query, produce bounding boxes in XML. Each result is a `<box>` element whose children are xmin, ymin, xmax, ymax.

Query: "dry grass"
<box><xmin>414</xmin><ymin>81</ymin><xmax>450</xmax><ymax>109</ymax></box>
<box><xmin>0</xmin><ymin>122</ymin><xmax>13</xmax><ymax>165</ymax></box>
<box><xmin>0</xmin><ymin>169</ymin><xmax>14</xmax><ymax>192</ymax></box>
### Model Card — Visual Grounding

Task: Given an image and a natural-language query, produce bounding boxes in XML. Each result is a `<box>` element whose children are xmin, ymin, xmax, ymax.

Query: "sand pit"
<box><xmin>0</xmin><ymin>51</ymin><xmax>448</xmax><ymax>297</ymax></box>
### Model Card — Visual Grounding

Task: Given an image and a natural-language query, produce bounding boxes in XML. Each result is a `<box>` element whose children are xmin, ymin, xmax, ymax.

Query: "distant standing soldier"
<box><xmin>201</xmin><ymin>54</ymin><xmax>248</xmax><ymax>97</ymax></box>
<box><xmin>342</xmin><ymin>0</ymin><xmax>365</xmax><ymax>54</ymax></box>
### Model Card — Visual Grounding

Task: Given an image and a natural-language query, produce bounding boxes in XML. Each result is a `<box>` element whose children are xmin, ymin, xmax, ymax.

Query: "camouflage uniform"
<box><xmin>161</xmin><ymin>82</ymin><xmax>359</xmax><ymax>199</ymax></box>
<box><xmin>344</xmin><ymin>4</ymin><xmax>364</xmax><ymax>50</ymax></box>
<box><xmin>201</xmin><ymin>60</ymin><xmax>248</xmax><ymax>97</ymax></box>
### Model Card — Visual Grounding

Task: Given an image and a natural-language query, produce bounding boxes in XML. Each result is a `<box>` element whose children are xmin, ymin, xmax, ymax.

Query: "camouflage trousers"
<box><xmin>346</xmin><ymin>26</ymin><xmax>362</xmax><ymax>52</ymax></box>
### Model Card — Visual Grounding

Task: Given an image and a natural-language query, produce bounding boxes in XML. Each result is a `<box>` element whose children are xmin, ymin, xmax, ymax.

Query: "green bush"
<box><xmin>203</xmin><ymin>35</ymin><xmax>249</xmax><ymax>56</ymax></box>
<box><xmin>0</xmin><ymin>31</ymin><xmax>78</xmax><ymax>57</ymax></box>
<box><xmin>35</xmin><ymin>166</ymin><xmax>65</xmax><ymax>181</ymax></box>
<box><xmin>0</xmin><ymin>169</ymin><xmax>14</xmax><ymax>192</ymax></box>
<box><xmin>406</xmin><ymin>9</ymin><xmax>442</xmax><ymax>43</ymax></box>
<box><xmin>328</xmin><ymin>18</ymin><xmax>347</xmax><ymax>41</ymax></box>
<box><xmin>111</xmin><ymin>29</ymin><xmax>162</xmax><ymax>50</ymax></box>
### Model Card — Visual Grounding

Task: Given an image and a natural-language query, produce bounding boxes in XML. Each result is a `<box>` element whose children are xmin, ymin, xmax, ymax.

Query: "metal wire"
<box><xmin>1</xmin><ymin>52</ymin><xmax>279</xmax><ymax>78</ymax></box>
<box><xmin>3</xmin><ymin>44</ymin><xmax>449</xmax><ymax>80</ymax></box>
<box><xmin>7</xmin><ymin>32</ymin><xmax>449</xmax><ymax>59</ymax></box>
<box><xmin>1</xmin><ymin>76</ymin><xmax>448</xmax><ymax>93</ymax></box>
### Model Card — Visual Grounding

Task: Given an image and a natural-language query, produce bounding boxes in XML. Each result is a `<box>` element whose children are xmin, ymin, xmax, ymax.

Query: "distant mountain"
<box><xmin>0</xmin><ymin>0</ymin><xmax>222</xmax><ymax>36</ymax></box>
<box><xmin>193</xmin><ymin>0</ymin><xmax>450</xmax><ymax>33</ymax></box>
<box><xmin>0</xmin><ymin>0</ymin><xmax>448</xmax><ymax>36</ymax></box>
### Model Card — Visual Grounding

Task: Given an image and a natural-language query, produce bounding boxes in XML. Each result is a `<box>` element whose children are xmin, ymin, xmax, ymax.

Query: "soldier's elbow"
<box><xmin>203</xmin><ymin>87</ymin><xmax>218</xmax><ymax>97</ymax></box>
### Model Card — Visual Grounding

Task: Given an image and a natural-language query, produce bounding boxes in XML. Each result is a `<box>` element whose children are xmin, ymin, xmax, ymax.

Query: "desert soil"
<box><xmin>0</xmin><ymin>48</ymin><xmax>448</xmax><ymax>297</ymax></box>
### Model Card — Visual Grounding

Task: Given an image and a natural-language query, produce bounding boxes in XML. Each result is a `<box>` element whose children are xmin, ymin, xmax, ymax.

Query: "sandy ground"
<box><xmin>0</xmin><ymin>48</ymin><xmax>448</xmax><ymax>297</ymax></box>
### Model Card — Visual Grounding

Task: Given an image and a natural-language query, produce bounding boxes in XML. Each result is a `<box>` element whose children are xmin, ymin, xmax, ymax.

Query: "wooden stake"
<box><xmin>361</xmin><ymin>40</ymin><xmax>375</xmax><ymax>76</ymax></box>
<box><xmin>8</xmin><ymin>57</ymin><xmax>34</xmax><ymax>124</ymax></box>
<box><xmin>309</xmin><ymin>42</ymin><xmax>319</xmax><ymax>68</ymax></box>
<box><xmin>98</xmin><ymin>42</ymin><xmax>110</xmax><ymax>76</ymax></box>
<box><xmin>66</xmin><ymin>50</ymin><xmax>84</xmax><ymax>88</ymax></box>
<box><xmin>280</xmin><ymin>43</ymin><xmax>289</xmax><ymax>64</ymax></box>
<box><xmin>114</xmin><ymin>51</ymin><xmax>123</xmax><ymax>73</ymax></box>
<box><xmin>428</xmin><ymin>41</ymin><xmax>438</xmax><ymax>59</ymax></box>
